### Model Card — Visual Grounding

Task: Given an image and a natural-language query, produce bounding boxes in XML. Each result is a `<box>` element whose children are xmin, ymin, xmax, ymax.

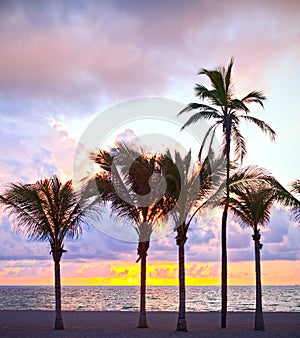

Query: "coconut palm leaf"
<box><xmin>180</xmin><ymin>110</ymin><xmax>221</xmax><ymax>130</ymax></box>
<box><xmin>290</xmin><ymin>180</ymin><xmax>300</xmax><ymax>221</ymax></box>
<box><xmin>231</xmin><ymin>121</ymin><xmax>247</xmax><ymax>162</ymax></box>
<box><xmin>240</xmin><ymin>115</ymin><xmax>276</xmax><ymax>141</ymax></box>
<box><xmin>242</xmin><ymin>90</ymin><xmax>266</xmax><ymax>107</ymax></box>
<box><xmin>198</xmin><ymin>121</ymin><xmax>221</xmax><ymax>162</ymax></box>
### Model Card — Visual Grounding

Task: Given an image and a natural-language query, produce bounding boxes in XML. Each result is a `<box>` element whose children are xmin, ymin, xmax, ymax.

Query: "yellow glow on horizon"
<box><xmin>0</xmin><ymin>260</ymin><xmax>299</xmax><ymax>286</ymax></box>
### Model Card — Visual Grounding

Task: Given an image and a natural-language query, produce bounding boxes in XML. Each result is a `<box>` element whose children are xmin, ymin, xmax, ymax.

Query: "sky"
<box><xmin>0</xmin><ymin>0</ymin><xmax>300</xmax><ymax>286</ymax></box>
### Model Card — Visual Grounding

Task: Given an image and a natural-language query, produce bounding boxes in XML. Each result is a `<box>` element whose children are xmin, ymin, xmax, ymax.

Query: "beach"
<box><xmin>0</xmin><ymin>311</ymin><xmax>299</xmax><ymax>337</ymax></box>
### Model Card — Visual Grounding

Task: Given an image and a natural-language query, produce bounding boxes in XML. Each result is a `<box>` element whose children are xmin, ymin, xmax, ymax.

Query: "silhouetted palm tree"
<box><xmin>92</xmin><ymin>145</ymin><xmax>169</xmax><ymax>328</ymax></box>
<box><xmin>160</xmin><ymin>150</ymin><xmax>222</xmax><ymax>332</ymax></box>
<box><xmin>0</xmin><ymin>176</ymin><xmax>99</xmax><ymax>330</ymax></box>
<box><xmin>179</xmin><ymin>58</ymin><xmax>276</xmax><ymax>328</ymax></box>
<box><xmin>160</xmin><ymin>150</ymin><xmax>197</xmax><ymax>332</ymax></box>
<box><xmin>229</xmin><ymin>185</ymin><xmax>271</xmax><ymax>330</ymax></box>
<box><xmin>227</xmin><ymin>171</ymin><xmax>297</xmax><ymax>331</ymax></box>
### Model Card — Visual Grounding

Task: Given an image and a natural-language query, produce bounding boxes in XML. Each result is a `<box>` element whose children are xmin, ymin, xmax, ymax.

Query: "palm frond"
<box><xmin>198</xmin><ymin>122</ymin><xmax>220</xmax><ymax>162</ymax></box>
<box><xmin>60</xmin><ymin>182</ymin><xmax>102</xmax><ymax>241</ymax></box>
<box><xmin>209</xmin><ymin>165</ymin><xmax>271</xmax><ymax>206</ymax></box>
<box><xmin>225</xmin><ymin>57</ymin><xmax>234</xmax><ymax>92</ymax></box>
<box><xmin>91</xmin><ymin>149</ymin><xmax>114</xmax><ymax>172</ymax></box>
<box><xmin>0</xmin><ymin>176</ymin><xmax>98</xmax><ymax>252</ymax></box>
<box><xmin>267</xmin><ymin>178</ymin><xmax>300</xmax><ymax>209</ymax></box>
<box><xmin>178</xmin><ymin>102</ymin><xmax>220</xmax><ymax>116</ymax></box>
<box><xmin>198</xmin><ymin>69</ymin><xmax>227</xmax><ymax>105</ymax></box>
<box><xmin>229</xmin><ymin>166</ymin><xmax>273</xmax><ymax>194</ymax></box>
<box><xmin>240</xmin><ymin>115</ymin><xmax>276</xmax><ymax>141</ymax></box>
<box><xmin>194</xmin><ymin>84</ymin><xmax>222</xmax><ymax>106</ymax></box>
<box><xmin>228</xmin><ymin>184</ymin><xmax>275</xmax><ymax>230</ymax></box>
<box><xmin>0</xmin><ymin>186</ymin><xmax>51</xmax><ymax>241</ymax></box>
<box><xmin>230</xmin><ymin>99</ymin><xmax>250</xmax><ymax>113</ymax></box>
<box><xmin>289</xmin><ymin>180</ymin><xmax>300</xmax><ymax>222</ymax></box>
<box><xmin>291</xmin><ymin>180</ymin><xmax>300</xmax><ymax>195</ymax></box>
<box><xmin>242</xmin><ymin>90</ymin><xmax>266</xmax><ymax>108</ymax></box>
<box><xmin>231</xmin><ymin>122</ymin><xmax>247</xmax><ymax>163</ymax></box>
<box><xmin>181</xmin><ymin>110</ymin><xmax>221</xmax><ymax>130</ymax></box>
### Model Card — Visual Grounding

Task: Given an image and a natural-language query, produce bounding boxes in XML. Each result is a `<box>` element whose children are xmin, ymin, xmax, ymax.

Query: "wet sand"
<box><xmin>0</xmin><ymin>311</ymin><xmax>299</xmax><ymax>337</ymax></box>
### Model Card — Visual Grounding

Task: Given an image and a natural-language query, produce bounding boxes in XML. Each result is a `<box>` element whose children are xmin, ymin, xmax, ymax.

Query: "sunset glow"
<box><xmin>0</xmin><ymin>260</ymin><xmax>299</xmax><ymax>287</ymax></box>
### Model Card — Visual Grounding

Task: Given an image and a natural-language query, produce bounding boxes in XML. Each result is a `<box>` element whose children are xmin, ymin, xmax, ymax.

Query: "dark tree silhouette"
<box><xmin>0</xmin><ymin>176</ymin><xmax>99</xmax><ymax>330</ymax></box>
<box><xmin>227</xmin><ymin>169</ymin><xmax>298</xmax><ymax>330</ymax></box>
<box><xmin>92</xmin><ymin>145</ymin><xmax>169</xmax><ymax>328</ymax></box>
<box><xmin>160</xmin><ymin>150</ymin><xmax>222</xmax><ymax>331</ymax></box>
<box><xmin>179</xmin><ymin>58</ymin><xmax>275</xmax><ymax>328</ymax></box>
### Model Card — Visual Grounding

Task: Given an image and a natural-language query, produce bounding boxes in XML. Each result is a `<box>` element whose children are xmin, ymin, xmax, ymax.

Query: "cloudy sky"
<box><xmin>0</xmin><ymin>0</ymin><xmax>299</xmax><ymax>286</ymax></box>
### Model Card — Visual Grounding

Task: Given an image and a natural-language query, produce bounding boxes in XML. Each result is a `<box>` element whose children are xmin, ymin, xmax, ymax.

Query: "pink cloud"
<box><xmin>76</xmin><ymin>263</ymin><xmax>113</xmax><ymax>278</ymax></box>
<box><xmin>1</xmin><ymin>0</ymin><xmax>299</xmax><ymax>103</ymax></box>
<box><xmin>186</xmin><ymin>263</ymin><xmax>219</xmax><ymax>278</ymax></box>
<box><xmin>148</xmin><ymin>267</ymin><xmax>177</xmax><ymax>279</ymax></box>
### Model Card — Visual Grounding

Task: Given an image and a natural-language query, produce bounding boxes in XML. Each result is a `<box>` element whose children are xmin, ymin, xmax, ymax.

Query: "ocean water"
<box><xmin>0</xmin><ymin>286</ymin><xmax>299</xmax><ymax>312</ymax></box>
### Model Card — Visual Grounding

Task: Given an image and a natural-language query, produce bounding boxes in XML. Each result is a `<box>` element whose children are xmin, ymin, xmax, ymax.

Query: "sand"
<box><xmin>0</xmin><ymin>311</ymin><xmax>299</xmax><ymax>337</ymax></box>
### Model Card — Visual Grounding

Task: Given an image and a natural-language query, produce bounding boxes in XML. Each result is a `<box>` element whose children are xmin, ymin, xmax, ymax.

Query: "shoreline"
<box><xmin>0</xmin><ymin>311</ymin><xmax>299</xmax><ymax>337</ymax></box>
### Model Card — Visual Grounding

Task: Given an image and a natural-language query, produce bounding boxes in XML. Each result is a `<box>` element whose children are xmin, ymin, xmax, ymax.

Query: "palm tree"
<box><xmin>229</xmin><ymin>185</ymin><xmax>271</xmax><ymax>330</ymax></box>
<box><xmin>178</xmin><ymin>58</ymin><xmax>276</xmax><ymax>328</ymax></box>
<box><xmin>160</xmin><ymin>150</ymin><xmax>222</xmax><ymax>332</ymax></box>
<box><xmin>0</xmin><ymin>176</ymin><xmax>99</xmax><ymax>330</ymax></box>
<box><xmin>92</xmin><ymin>145</ymin><xmax>169</xmax><ymax>328</ymax></box>
<box><xmin>160</xmin><ymin>150</ymin><xmax>198</xmax><ymax>332</ymax></box>
<box><xmin>227</xmin><ymin>173</ymin><xmax>298</xmax><ymax>330</ymax></box>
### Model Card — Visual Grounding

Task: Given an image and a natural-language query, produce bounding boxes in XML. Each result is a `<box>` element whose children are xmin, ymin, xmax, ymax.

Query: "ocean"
<box><xmin>0</xmin><ymin>286</ymin><xmax>299</xmax><ymax>312</ymax></box>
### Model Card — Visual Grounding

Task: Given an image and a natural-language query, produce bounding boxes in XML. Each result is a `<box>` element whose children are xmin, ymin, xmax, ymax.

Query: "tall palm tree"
<box><xmin>92</xmin><ymin>145</ymin><xmax>169</xmax><ymax>328</ymax></box>
<box><xmin>160</xmin><ymin>150</ymin><xmax>222</xmax><ymax>332</ymax></box>
<box><xmin>179</xmin><ymin>58</ymin><xmax>276</xmax><ymax>328</ymax></box>
<box><xmin>227</xmin><ymin>172</ymin><xmax>298</xmax><ymax>331</ymax></box>
<box><xmin>0</xmin><ymin>176</ymin><xmax>99</xmax><ymax>330</ymax></box>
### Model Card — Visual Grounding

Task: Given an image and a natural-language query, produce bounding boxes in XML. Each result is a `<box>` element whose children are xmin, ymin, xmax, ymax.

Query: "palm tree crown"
<box><xmin>92</xmin><ymin>146</ymin><xmax>168</xmax><ymax>242</ymax></box>
<box><xmin>0</xmin><ymin>176</ymin><xmax>94</xmax><ymax>250</ymax></box>
<box><xmin>179</xmin><ymin>58</ymin><xmax>275</xmax><ymax>162</ymax></box>
<box><xmin>229</xmin><ymin>185</ymin><xmax>274</xmax><ymax>229</ymax></box>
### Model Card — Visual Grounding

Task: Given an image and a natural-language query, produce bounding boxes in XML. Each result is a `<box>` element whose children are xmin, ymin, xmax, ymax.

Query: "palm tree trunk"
<box><xmin>54</xmin><ymin>259</ymin><xmax>64</xmax><ymax>330</ymax></box>
<box><xmin>253</xmin><ymin>230</ymin><xmax>265</xmax><ymax>331</ymax></box>
<box><xmin>176</xmin><ymin>230</ymin><xmax>188</xmax><ymax>332</ymax></box>
<box><xmin>137</xmin><ymin>241</ymin><xmax>149</xmax><ymax>328</ymax></box>
<box><xmin>221</xmin><ymin>204</ymin><xmax>228</xmax><ymax>329</ymax></box>
<box><xmin>221</xmin><ymin>125</ymin><xmax>231</xmax><ymax>329</ymax></box>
